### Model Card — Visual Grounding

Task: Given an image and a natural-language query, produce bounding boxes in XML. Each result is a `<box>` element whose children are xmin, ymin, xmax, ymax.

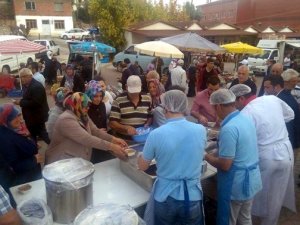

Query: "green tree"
<box><xmin>88</xmin><ymin>0</ymin><xmax>191</xmax><ymax>50</ymax></box>
<box><xmin>183</xmin><ymin>1</ymin><xmax>202</xmax><ymax>21</ymax></box>
<box><xmin>89</xmin><ymin>0</ymin><xmax>134</xmax><ymax>50</ymax></box>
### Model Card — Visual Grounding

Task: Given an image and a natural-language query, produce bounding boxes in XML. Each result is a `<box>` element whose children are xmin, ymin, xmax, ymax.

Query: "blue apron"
<box><xmin>144</xmin><ymin>177</ymin><xmax>204</xmax><ymax>225</ymax></box>
<box><xmin>217</xmin><ymin>111</ymin><xmax>259</xmax><ymax>225</ymax></box>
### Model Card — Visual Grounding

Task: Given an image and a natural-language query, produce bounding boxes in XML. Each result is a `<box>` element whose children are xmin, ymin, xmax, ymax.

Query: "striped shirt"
<box><xmin>109</xmin><ymin>92</ymin><xmax>152</xmax><ymax>127</ymax></box>
<box><xmin>0</xmin><ymin>185</ymin><xmax>13</xmax><ymax>216</ymax></box>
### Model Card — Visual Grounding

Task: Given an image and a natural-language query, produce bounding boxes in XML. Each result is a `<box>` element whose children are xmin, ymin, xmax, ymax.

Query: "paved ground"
<box><xmin>1</xmin><ymin>60</ymin><xmax>299</xmax><ymax>224</ymax></box>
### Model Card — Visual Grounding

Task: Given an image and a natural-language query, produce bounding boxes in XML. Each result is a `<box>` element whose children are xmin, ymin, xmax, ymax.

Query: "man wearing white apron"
<box><xmin>138</xmin><ymin>90</ymin><xmax>206</xmax><ymax>225</ymax></box>
<box><xmin>205</xmin><ymin>89</ymin><xmax>262</xmax><ymax>225</ymax></box>
<box><xmin>230</xmin><ymin>84</ymin><xmax>296</xmax><ymax>225</ymax></box>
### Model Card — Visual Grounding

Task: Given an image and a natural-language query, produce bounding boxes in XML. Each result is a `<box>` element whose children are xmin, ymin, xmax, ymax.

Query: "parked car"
<box><xmin>113</xmin><ymin>45</ymin><xmax>172</xmax><ymax>73</ymax></box>
<box><xmin>33</xmin><ymin>40</ymin><xmax>60</xmax><ymax>55</ymax></box>
<box><xmin>60</xmin><ymin>28</ymin><xmax>89</xmax><ymax>40</ymax></box>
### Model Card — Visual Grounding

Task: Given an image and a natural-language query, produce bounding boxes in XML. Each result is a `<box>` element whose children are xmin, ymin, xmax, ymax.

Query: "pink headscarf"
<box><xmin>147</xmin><ymin>79</ymin><xmax>165</xmax><ymax>109</ymax></box>
<box><xmin>0</xmin><ymin>103</ymin><xmax>30</xmax><ymax>136</ymax></box>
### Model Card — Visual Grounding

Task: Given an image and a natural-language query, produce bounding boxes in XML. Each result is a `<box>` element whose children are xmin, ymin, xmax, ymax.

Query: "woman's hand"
<box><xmin>35</xmin><ymin>153</ymin><xmax>44</xmax><ymax>164</ymax></box>
<box><xmin>112</xmin><ymin>137</ymin><xmax>128</xmax><ymax>148</ymax></box>
<box><xmin>109</xmin><ymin>143</ymin><xmax>128</xmax><ymax>161</ymax></box>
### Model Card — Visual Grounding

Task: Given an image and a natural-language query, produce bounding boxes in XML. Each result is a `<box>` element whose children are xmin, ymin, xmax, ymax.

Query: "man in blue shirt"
<box><xmin>138</xmin><ymin>90</ymin><xmax>207</xmax><ymax>225</ymax></box>
<box><xmin>205</xmin><ymin>89</ymin><xmax>262</xmax><ymax>225</ymax></box>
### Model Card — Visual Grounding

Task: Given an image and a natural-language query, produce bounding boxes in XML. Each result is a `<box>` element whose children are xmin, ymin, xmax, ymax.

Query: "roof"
<box><xmin>127</xmin><ymin>20</ymin><xmax>299</xmax><ymax>38</ymax></box>
<box><xmin>130</xmin><ymin>29</ymin><xmax>257</xmax><ymax>38</ymax></box>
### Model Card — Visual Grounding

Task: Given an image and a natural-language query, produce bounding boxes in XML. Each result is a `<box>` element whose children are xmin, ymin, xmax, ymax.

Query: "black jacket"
<box><xmin>20</xmin><ymin>78</ymin><xmax>49</xmax><ymax>126</ymax></box>
<box><xmin>277</xmin><ymin>89</ymin><xmax>300</xmax><ymax>148</ymax></box>
<box><xmin>88</xmin><ymin>103</ymin><xmax>107</xmax><ymax>129</ymax></box>
<box><xmin>60</xmin><ymin>74</ymin><xmax>85</xmax><ymax>93</ymax></box>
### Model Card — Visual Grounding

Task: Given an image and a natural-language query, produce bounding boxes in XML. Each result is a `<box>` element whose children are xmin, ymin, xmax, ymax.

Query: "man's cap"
<box><xmin>127</xmin><ymin>75</ymin><xmax>141</xmax><ymax>93</ymax></box>
<box><xmin>177</xmin><ymin>59</ymin><xmax>184</xmax><ymax>65</ymax></box>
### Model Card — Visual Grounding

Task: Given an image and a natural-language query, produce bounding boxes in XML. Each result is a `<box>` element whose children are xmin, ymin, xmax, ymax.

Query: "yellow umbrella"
<box><xmin>221</xmin><ymin>42</ymin><xmax>263</xmax><ymax>55</ymax></box>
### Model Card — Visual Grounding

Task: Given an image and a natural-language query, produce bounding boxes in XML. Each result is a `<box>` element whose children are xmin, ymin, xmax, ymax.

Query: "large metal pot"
<box><xmin>42</xmin><ymin>158</ymin><xmax>95</xmax><ymax>224</ymax></box>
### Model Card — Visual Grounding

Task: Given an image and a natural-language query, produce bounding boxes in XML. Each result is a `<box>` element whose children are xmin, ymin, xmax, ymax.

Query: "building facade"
<box><xmin>13</xmin><ymin>0</ymin><xmax>73</xmax><ymax>36</ymax></box>
<box><xmin>199</xmin><ymin>0</ymin><xmax>300</xmax><ymax>30</ymax></box>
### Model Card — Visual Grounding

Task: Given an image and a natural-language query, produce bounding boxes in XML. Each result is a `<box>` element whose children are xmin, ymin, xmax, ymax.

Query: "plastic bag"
<box><xmin>17</xmin><ymin>198</ymin><xmax>53</xmax><ymax>225</ymax></box>
<box><xmin>74</xmin><ymin>203</ymin><xmax>146</xmax><ymax>225</ymax></box>
<box><xmin>42</xmin><ymin>158</ymin><xmax>95</xmax><ymax>191</ymax></box>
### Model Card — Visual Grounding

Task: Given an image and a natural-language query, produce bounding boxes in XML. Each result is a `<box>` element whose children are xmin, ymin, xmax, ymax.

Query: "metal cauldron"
<box><xmin>42</xmin><ymin>158</ymin><xmax>95</xmax><ymax>224</ymax></box>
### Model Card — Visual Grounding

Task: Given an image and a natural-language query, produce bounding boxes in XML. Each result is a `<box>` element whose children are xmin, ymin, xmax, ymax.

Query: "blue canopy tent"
<box><xmin>70</xmin><ymin>41</ymin><xmax>116</xmax><ymax>55</ymax></box>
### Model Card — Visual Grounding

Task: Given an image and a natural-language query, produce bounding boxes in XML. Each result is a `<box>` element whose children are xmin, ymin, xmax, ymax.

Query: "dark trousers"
<box><xmin>28</xmin><ymin>123</ymin><xmax>50</xmax><ymax>144</ymax></box>
<box><xmin>155</xmin><ymin>196</ymin><xmax>204</xmax><ymax>225</ymax></box>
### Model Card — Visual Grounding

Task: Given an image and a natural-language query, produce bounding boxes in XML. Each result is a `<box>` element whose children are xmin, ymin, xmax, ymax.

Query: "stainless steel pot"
<box><xmin>42</xmin><ymin>158</ymin><xmax>95</xmax><ymax>224</ymax></box>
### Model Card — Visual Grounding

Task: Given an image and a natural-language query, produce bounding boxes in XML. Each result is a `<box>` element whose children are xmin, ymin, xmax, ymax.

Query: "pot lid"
<box><xmin>42</xmin><ymin>158</ymin><xmax>94</xmax><ymax>183</ymax></box>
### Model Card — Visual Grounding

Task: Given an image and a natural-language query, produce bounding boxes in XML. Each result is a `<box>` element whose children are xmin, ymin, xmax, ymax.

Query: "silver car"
<box><xmin>33</xmin><ymin>39</ymin><xmax>60</xmax><ymax>55</ymax></box>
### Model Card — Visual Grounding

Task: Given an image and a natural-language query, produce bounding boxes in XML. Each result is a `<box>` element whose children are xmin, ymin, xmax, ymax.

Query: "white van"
<box><xmin>0</xmin><ymin>35</ymin><xmax>36</xmax><ymax>73</ymax></box>
<box><xmin>248</xmin><ymin>39</ymin><xmax>300</xmax><ymax>75</ymax></box>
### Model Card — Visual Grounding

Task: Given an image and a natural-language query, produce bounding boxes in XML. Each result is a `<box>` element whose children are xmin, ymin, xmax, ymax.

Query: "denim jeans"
<box><xmin>154</xmin><ymin>196</ymin><xmax>204</xmax><ymax>225</ymax></box>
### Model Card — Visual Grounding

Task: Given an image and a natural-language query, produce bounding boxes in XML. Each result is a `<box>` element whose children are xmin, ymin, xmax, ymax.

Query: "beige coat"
<box><xmin>45</xmin><ymin>110</ymin><xmax>113</xmax><ymax>164</ymax></box>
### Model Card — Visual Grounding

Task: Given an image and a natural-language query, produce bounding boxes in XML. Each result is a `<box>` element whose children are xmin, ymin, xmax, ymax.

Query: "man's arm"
<box><xmin>0</xmin><ymin>186</ymin><xmax>21</xmax><ymax>225</ymax></box>
<box><xmin>138</xmin><ymin>154</ymin><xmax>151</xmax><ymax>171</ymax></box>
<box><xmin>0</xmin><ymin>210</ymin><xmax>22</xmax><ymax>225</ymax></box>
<box><xmin>108</xmin><ymin>120</ymin><xmax>136</xmax><ymax>135</ymax></box>
<box><xmin>279</xmin><ymin>98</ymin><xmax>295</xmax><ymax>122</ymax></box>
<box><xmin>204</xmin><ymin>153</ymin><xmax>233</xmax><ymax>171</ymax></box>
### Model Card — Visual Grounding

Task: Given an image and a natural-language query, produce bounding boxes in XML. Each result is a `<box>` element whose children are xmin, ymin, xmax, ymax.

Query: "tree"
<box><xmin>183</xmin><ymin>1</ymin><xmax>202</xmax><ymax>21</ymax></box>
<box><xmin>88</xmin><ymin>0</ymin><xmax>192</xmax><ymax>50</ymax></box>
<box><xmin>89</xmin><ymin>0</ymin><xmax>134</xmax><ymax>50</ymax></box>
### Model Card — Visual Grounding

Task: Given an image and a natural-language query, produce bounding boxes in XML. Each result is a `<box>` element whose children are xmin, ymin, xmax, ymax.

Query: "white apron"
<box><xmin>252</xmin><ymin>140</ymin><xmax>296</xmax><ymax>221</ymax></box>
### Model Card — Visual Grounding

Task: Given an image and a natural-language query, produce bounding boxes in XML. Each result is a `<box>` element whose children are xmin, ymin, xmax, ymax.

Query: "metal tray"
<box><xmin>120</xmin><ymin>160</ymin><xmax>156</xmax><ymax>192</ymax></box>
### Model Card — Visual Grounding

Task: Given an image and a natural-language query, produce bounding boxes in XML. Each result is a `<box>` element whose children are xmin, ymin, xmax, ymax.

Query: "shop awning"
<box><xmin>0</xmin><ymin>39</ymin><xmax>46</xmax><ymax>54</ymax></box>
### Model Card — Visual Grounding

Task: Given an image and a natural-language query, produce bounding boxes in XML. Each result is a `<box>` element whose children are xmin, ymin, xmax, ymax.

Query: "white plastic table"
<box><xmin>10</xmin><ymin>158</ymin><xmax>217</xmax><ymax>225</ymax></box>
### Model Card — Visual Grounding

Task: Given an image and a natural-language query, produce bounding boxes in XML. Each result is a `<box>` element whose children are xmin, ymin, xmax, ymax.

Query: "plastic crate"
<box><xmin>7</xmin><ymin>89</ymin><xmax>23</xmax><ymax>97</ymax></box>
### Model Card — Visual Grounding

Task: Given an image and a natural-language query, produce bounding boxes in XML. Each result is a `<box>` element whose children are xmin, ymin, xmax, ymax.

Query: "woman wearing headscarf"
<box><xmin>46</xmin><ymin>87</ymin><xmax>72</xmax><ymax>139</ymax></box>
<box><xmin>85</xmin><ymin>80</ymin><xmax>107</xmax><ymax>130</ymax></box>
<box><xmin>86</xmin><ymin>81</ymin><xmax>115</xmax><ymax>163</ymax></box>
<box><xmin>0</xmin><ymin>103</ymin><xmax>43</xmax><ymax>187</ymax></box>
<box><xmin>45</xmin><ymin>92</ymin><xmax>128</xmax><ymax>164</ymax></box>
<box><xmin>147</xmin><ymin>79</ymin><xmax>164</xmax><ymax>109</ymax></box>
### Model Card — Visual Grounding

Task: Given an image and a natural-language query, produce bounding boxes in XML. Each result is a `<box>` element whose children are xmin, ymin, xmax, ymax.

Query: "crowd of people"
<box><xmin>0</xmin><ymin>52</ymin><xmax>300</xmax><ymax>225</ymax></box>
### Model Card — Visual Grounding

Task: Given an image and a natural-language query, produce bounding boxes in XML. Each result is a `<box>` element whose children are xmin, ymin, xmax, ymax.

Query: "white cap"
<box><xmin>127</xmin><ymin>75</ymin><xmax>141</xmax><ymax>93</ymax></box>
<box><xmin>177</xmin><ymin>59</ymin><xmax>184</xmax><ymax>65</ymax></box>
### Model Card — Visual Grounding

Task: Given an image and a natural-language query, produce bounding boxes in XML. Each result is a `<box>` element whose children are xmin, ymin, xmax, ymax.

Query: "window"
<box><xmin>54</xmin><ymin>20</ymin><xmax>65</xmax><ymax>29</ymax></box>
<box><xmin>25</xmin><ymin>1</ymin><xmax>35</xmax><ymax>10</ymax></box>
<box><xmin>25</xmin><ymin>19</ymin><xmax>37</xmax><ymax>29</ymax></box>
<box><xmin>54</xmin><ymin>2</ymin><xmax>63</xmax><ymax>11</ymax></box>
<box><xmin>124</xmin><ymin>46</ymin><xmax>137</xmax><ymax>55</ymax></box>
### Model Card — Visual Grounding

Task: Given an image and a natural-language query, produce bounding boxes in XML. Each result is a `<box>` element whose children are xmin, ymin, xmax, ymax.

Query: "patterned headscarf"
<box><xmin>64</xmin><ymin>92</ymin><xmax>91</xmax><ymax>127</ymax></box>
<box><xmin>147</xmin><ymin>79</ymin><xmax>165</xmax><ymax>108</ymax></box>
<box><xmin>85</xmin><ymin>80</ymin><xmax>105</xmax><ymax>100</ymax></box>
<box><xmin>54</xmin><ymin>87</ymin><xmax>72</xmax><ymax>108</ymax></box>
<box><xmin>0</xmin><ymin>103</ymin><xmax>29</xmax><ymax>136</ymax></box>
